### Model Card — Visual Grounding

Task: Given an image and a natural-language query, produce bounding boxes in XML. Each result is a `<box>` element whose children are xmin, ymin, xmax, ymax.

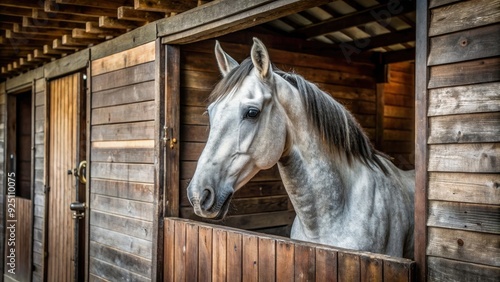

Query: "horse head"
<box><xmin>187</xmin><ymin>38</ymin><xmax>288</xmax><ymax>219</ymax></box>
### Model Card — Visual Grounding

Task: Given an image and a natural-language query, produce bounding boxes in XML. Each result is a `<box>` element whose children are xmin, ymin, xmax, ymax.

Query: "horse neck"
<box><xmin>275</xmin><ymin>79</ymin><xmax>366</xmax><ymax>238</ymax></box>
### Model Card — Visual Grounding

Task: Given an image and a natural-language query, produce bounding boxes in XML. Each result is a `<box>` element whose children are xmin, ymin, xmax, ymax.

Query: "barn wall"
<box><xmin>381</xmin><ymin>62</ymin><xmax>415</xmax><ymax>170</ymax></box>
<box><xmin>425</xmin><ymin>0</ymin><xmax>500</xmax><ymax>280</ymax></box>
<box><xmin>178</xmin><ymin>39</ymin><xmax>378</xmax><ymax>234</ymax></box>
<box><xmin>89</xmin><ymin>41</ymin><xmax>156</xmax><ymax>281</ymax></box>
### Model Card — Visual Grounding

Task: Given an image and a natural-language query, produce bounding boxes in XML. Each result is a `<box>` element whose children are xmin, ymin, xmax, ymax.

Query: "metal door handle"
<box><xmin>77</xmin><ymin>160</ymin><xmax>87</xmax><ymax>184</ymax></box>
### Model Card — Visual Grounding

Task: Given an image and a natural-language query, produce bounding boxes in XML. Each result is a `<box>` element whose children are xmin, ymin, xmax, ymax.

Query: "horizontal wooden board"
<box><xmin>90</xmin><ymin>211</ymin><xmax>153</xmax><ymax>241</ymax></box>
<box><xmin>181</xmin><ymin>161</ymin><xmax>281</xmax><ymax>181</ymax></box>
<box><xmin>384</xmin><ymin>93</ymin><xmax>413</xmax><ymax>108</ymax></box>
<box><xmin>428</xmin><ymin>256</ymin><xmax>500</xmax><ymax>282</ymax></box>
<box><xmin>181</xmin><ymin>195</ymin><xmax>289</xmax><ymax>216</ymax></box>
<box><xmin>92</xmin><ymin>62</ymin><xmax>155</xmax><ymax>92</ymax></box>
<box><xmin>91</xmin><ymin>121</ymin><xmax>155</xmax><ymax>141</ymax></box>
<box><xmin>180</xmin><ymin>88</ymin><xmax>211</xmax><ymax>107</ymax></box>
<box><xmin>427</xmin><ymin>227</ymin><xmax>499</xmax><ymax>267</ymax></box>
<box><xmin>91</xmin><ymin>41</ymin><xmax>155</xmax><ymax>76</ymax></box>
<box><xmin>428</xmin><ymin>112</ymin><xmax>500</xmax><ymax>144</ymax></box>
<box><xmin>90</xmin><ymin>242</ymin><xmax>152</xmax><ymax>279</ymax></box>
<box><xmin>89</xmin><ymin>257</ymin><xmax>150</xmax><ymax>282</ymax></box>
<box><xmin>384</xmin><ymin>105</ymin><xmax>413</xmax><ymax>118</ymax></box>
<box><xmin>91</xmin><ymin>145</ymin><xmax>155</xmax><ymax>164</ymax></box>
<box><xmin>384</xmin><ymin>117</ymin><xmax>413</xmax><ymax>130</ymax></box>
<box><xmin>428</xmin><ymin>201</ymin><xmax>500</xmax><ymax>234</ymax></box>
<box><xmin>182</xmin><ymin>106</ymin><xmax>208</xmax><ymax>125</ymax></box>
<box><xmin>90</xmin><ymin>179</ymin><xmax>154</xmax><ymax>203</ymax></box>
<box><xmin>428</xmin><ymin>143</ymin><xmax>499</xmax><ymax>173</ymax></box>
<box><xmin>91</xmin><ymin>101</ymin><xmax>155</xmax><ymax>125</ymax></box>
<box><xmin>428</xmin><ymin>82</ymin><xmax>500</xmax><ymax>116</ymax></box>
<box><xmin>91</xmin><ymin>162</ymin><xmax>155</xmax><ymax>183</ymax></box>
<box><xmin>92</xmin><ymin>80</ymin><xmax>155</xmax><ymax>109</ymax></box>
<box><xmin>428</xmin><ymin>57</ymin><xmax>500</xmax><ymax>89</ymax></box>
<box><xmin>91</xmin><ymin>194</ymin><xmax>154</xmax><ymax>221</ymax></box>
<box><xmin>90</xmin><ymin>226</ymin><xmax>153</xmax><ymax>260</ymax></box>
<box><xmin>429</xmin><ymin>24</ymin><xmax>500</xmax><ymax>66</ymax></box>
<box><xmin>182</xmin><ymin>70</ymin><xmax>220</xmax><ymax>91</ymax></box>
<box><xmin>180</xmin><ymin>125</ymin><xmax>209</xmax><ymax>142</ymax></box>
<box><xmin>428</xmin><ymin>172</ymin><xmax>500</xmax><ymax>205</ymax></box>
<box><xmin>384</xmin><ymin>129</ymin><xmax>413</xmax><ymax>141</ymax></box>
<box><xmin>180</xmin><ymin>141</ymin><xmax>205</xmax><ymax>161</ymax></box>
<box><xmin>429</xmin><ymin>0</ymin><xmax>500</xmax><ymax>36</ymax></box>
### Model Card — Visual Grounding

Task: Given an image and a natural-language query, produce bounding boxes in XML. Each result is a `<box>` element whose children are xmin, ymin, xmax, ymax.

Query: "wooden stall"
<box><xmin>0</xmin><ymin>0</ymin><xmax>497</xmax><ymax>281</ymax></box>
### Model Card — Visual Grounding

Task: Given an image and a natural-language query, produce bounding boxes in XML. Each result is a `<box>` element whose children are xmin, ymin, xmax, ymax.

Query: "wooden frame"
<box><xmin>414</xmin><ymin>0</ymin><xmax>429</xmax><ymax>280</ymax></box>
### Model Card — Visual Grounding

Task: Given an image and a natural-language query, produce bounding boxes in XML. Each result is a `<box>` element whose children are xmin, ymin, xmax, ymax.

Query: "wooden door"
<box><xmin>47</xmin><ymin>72</ymin><xmax>86</xmax><ymax>281</ymax></box>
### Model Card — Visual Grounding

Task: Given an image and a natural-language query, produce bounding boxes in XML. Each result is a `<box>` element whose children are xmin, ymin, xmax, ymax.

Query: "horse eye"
<box><xmin>245</xmin><ymin>108</ymin><xmax>260</xmax><ymax>118</ymax></box>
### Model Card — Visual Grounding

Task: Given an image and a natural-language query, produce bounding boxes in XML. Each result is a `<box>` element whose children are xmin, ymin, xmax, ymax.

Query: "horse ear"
<box><xmin>251</xmin><ymin>37</ymin><xmax>271</xmax><ymax>79</ymax></box>
<box><xmin>215</xmin><ymin>40</ymin><xmax>239</xmax><ymax>77</ymax></box>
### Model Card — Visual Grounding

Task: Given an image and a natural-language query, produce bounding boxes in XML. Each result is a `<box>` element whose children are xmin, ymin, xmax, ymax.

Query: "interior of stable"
<box><xmin>177</xmin><ymin>12</ymin><xmax>416</xmax><ymax>236</ymax></box>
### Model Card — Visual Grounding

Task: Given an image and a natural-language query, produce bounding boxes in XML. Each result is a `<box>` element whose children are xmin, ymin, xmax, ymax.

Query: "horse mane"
<box><xmin>209</xmin><ymin>57</ymin><xmax>389</xmax><ymax>173</ymax></box>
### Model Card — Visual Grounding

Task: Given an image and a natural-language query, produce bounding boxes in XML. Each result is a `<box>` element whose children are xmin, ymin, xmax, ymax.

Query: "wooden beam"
<box><xmin>99</xmin><ymin>16</ymin><xmax>139</xmax><ymax>30</ymax></box>
<box><xmin>117</xmin><ymin>6</ymin><xmax>164</xmax><ymax>22</ymax></box>
<box><xmin>61</xmin><ymin>34</ymin><xmax>101</xmax><ymax>46</ymax></box>
<box><xmin>55</xmin><ymin>0</ymin><xmax>133</xmax><ymax>10</ymax></box>
<box><xmin>6</xmin><ymin>30</ymin><xmax>58</xmax><ymax>41</ymax></box>
<box><xmin>51</xmin><ymin>39</ymin><xmax>78</xmax><ymax>51</ymax></box>
<box><xmin>33</xmin><ymin>49</ymin><xmax>55</xmax><ymax>59</ymax></box>
<box><xmin>346</xmin><ymin>28</ymin><xmax>415</xmax><ymax>51</ymax></box>
<box><xmin>13</xmin><ymin>23</ymin><xmax>68</xmax><ymax>37</ymax></box>
<box><xmin>44</xmin><ymin>0</ymin><xmax>116</xmax><ymax>17</ymax></box>
<box><xmin>85</xmin><ymin>22</ymin><xmax>122</xmax><ymax>37</ymax></box>
<box><xmin>0</xmin><ymin>0</ymin><xmax>43</xmax><ymax>9</ymax></box>
<box><xmin>382</xmin><ymin>48</ymin><xmax>415</xmax><ymax>64</ymax></box>
<box><xmin>158</xmin><ymin>0</ymin><xmax>332</xmax><ymax>44</ymax></box>
<box><xmin>134</xmin><ymin>0</ymin><xmax>197</xmax><ymax>13</ymax></box>
<box><xmin>32</xmin><ymin>8</ymin><xmax>97</xmax><ymax>23</ymax></box>
<box><xmin>72</xmin><ymin>28</ymin><xmax>101</xmax><ymax>39</ymax></box>
<box><xmin>0</xmin><ymin>6</ymin><xmax>33</xmax><ymax>17</ymax></box>
<box><xmin>23</xmin><ymin>17</ymin><xmax>85</xmax><ymax>30</ymax></box>
<box><xmin>294</xmin><ymin>0</ymin><xmax>416</xmax><ymax>38</ymax></box>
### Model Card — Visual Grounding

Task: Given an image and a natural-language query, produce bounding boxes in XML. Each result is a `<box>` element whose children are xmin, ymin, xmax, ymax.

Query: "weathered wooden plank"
<box><xmin>384</xmin><ymin>105</ymin><xmax>413</xmax><ymax>118</ymax></box>
<box><xmin>88</xmin><ymin>258</ymin><xmax>150</xmax><ymax>282</ymax></box>
<box><xmin>91</xmin><ymin>194</ymin><xmax>154</xmax><ymax>221</ymax></box>
<box><xmin>185</xmin><ymin>222</ymin><xmax>199</xmax><ymax>281</ymax></box>
<box><xmin>428</xmin><ymin>112</ymin><xmax>500</xmax><ymax>144</ymax></box>
<box><xmin>258</xmin><ymin>237</ymin><xmax>276</xmax><ymax>281</ymax></box>
<box><xmin>212</xmin><ymin>228</ymin><xmax>227</xmax><ymax>282</ymax></box>
<box><xmin>91</xmin><ymin>41</ymin><xmax>155</xmax><ymax>76</ymax></box>
<box><xmin>91</xmin><ymin>121</ymin><xmax>155</xmax><ymax>141</ymax></box>
<box><xmin>428</xmin><ymin>57</ymin><xmax>500</xmax><ymax>89</ymax></box>
<box><xmin>44</xmin><ymin>49</ymin><xmax>89</xmax><ymax>79</ymax></box>
<box><xmin>226</xmin><ymin>231</ymin><xmax>242</xmax><ymax>282</ymax></box>
<box><xmin>428</xmin><ymin>201</ymin><xmax>500</xmax><ymax>234</ymax></box>
<box><xmin>360</xmin><ymin>255</ymin><xmax>382</xmax><ymax>282</ymax></box>
<box><xmin>89</xmin><ymin>241</ymin><xmax>152</xmax><ymax>278</ymax></box>
<box><xmin>428</xmin><ymin>172</ymin><xmax>500</xmax><ymax>205</ymax></box>
<box><xmin>429</xmin><ymin>0</ymin><xmax>500</xmax><ymax>36</ymax></box>
<box><xmin>338</xmin><ymin>252</ymin><xmax>360</xmax><ymax>282</ymax></box>
<box><xmin>428</xmin><ymin>256</ymin><xmax>500</xmax><ymax>282</ymax></box>
<box><xmin>198</xmin><ymin>225</ymin><xmax>213</xmax><ymax>282</ymax></box>
<box><xmin>276</xmin><ymin>240</ymin><xmax>295</xmax><ymax>281</ymax></box>
<box><xmin>90</xmin><ymin>226</ymin><xmax>152</xmax><ymax>259</ymax></box>
<box><xmin>384</xmin><ymin>129</ymin><xmax>412</xmax><ymax>141</ymax></box>
<box><xmin>90</xmin><ymin>179</ymin><xmax>154</xmax><ymax>202</ymax></box>
<box><xmin>242</xmin><ymin>234</ymin><xmax>259</xmax><ymax>282</ymax></box>
<box><xmin>316</xmin><ymin>247</ymin><xmax>337</xmax><ymax>282</ymax></box>
<box><xmin>92</xmin><ymin>80</ymin><xmax>155</xmax><ymax>109</ymax></box>
<box><xmin>428</xmin><ymin>82</ymin><xmax>500</xmax><ymax>116</ymax></box>
<box><xmin>182</xmin><ymin>70</ymin><xmax>220</xmax><ymax>90</ymax></box>
<box><xmin>92</xmin><ymin>62</ymin><xmax>155</xmax><ymax>92</ymax></box>
<box><xmin>91</xmin><ymin>101</ymin><xmax>155</xmax><ymax>125</ymax></box>
<box><xmin>384</xmin><ymin>93</ymin><xmax>414</xmax><ymax>107</ymax></box>
<box><xmin>428</xmin><ymin>143</ymin><xmax>499</xmax><ymax>173</ymax></box>
<box><xmin>90</xmin><ymin>211</ymin><xmax>153</xmax><ymax>241</ymax></box>
<box><xmin>173</xmin><ymin>220</ymin><xmax>187</xmax><ymax>281</ymax></box>
<box><xmin>384</xmin><ymin>117</ymin><xmax>413</xmax><ymax>130</ymax></box>
<box><xmin>427</xmin><ymin>227</ymin><xmax>500</xmax><ymax>267</ymax></box>
<box><xmin>163</xmin><ymin>219</ymin><xmax>175</xmax><ymax>282</ymax></box>
<box><xmin>91</xmin><ymin>162</ymin><xmax>155</xmax><ymax>183</ymax></box>
<box><xmin>384</xmin><ymin>259</ymin><xmax>411</xmax><ymax>282</ymax></box>
<box><xmin>181</xmin><ymin>124</ymin><xmax>208</xmax><ymax>142</ymax></box>
<box><xmin>294</xmin><ymin>244</ymin><xmax>316</xmax><ymax>281</ymax></box>
<box><xmin>91</xmin><ymin>140</ymin><xmax>155</xmax><ymax>164</ymax></box>
<box><xmin>428</xmin><ymin>24</ymin><xmax>500</xmax><ymax>66</ymax></box>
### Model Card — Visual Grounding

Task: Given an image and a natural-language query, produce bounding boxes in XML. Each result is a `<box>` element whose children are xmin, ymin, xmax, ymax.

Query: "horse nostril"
<box><xmin>200</xmin><ymin>187</ymin><xmax>215</xmax><ymax>211</ymax></box>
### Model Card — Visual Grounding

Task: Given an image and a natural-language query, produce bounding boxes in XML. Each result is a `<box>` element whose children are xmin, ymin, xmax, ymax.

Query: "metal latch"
<box><xmin>70</xmin><ymin>202</ymin><xmax>85</xmax><ymax>220</ymax></box>
<box><xmin>163</xmin><ymin>126</ymin><xmax>177</xmax><ymax>149</ymax></box>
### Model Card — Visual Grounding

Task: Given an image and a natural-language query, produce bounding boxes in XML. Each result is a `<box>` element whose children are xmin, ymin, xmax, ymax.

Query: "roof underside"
<box><xmin>0</xmin><ymin>0</ymin><xmax>415</xmax><ymax>81</ymax></box>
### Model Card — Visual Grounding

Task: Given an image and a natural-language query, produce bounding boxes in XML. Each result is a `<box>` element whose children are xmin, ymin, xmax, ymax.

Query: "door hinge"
<box><xmin>162</xmin><ymin>125</ymin><xmax>177</xmax><ymax>149</ymax></box>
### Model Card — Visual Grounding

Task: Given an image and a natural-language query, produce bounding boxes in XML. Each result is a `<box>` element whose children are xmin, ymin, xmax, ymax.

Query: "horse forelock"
<box><xmin>208</xmin><ymin>58</ymin><xmax>255</xmax><ymax>104</ymax></box>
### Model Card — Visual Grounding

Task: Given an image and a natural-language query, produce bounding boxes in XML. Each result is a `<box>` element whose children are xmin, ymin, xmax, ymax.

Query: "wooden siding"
<box><xmin>178</xmin><ymin>39</ymin><xmax>378</xmax><ymax>234</ymax></box>
<box><xmin>164</xmin><ymin>217</ymin><xmax>416</xmax><ymax>281</ymax></box>
<box><xmin>380</xmin><ymin>62</ymin><xmax>415</xmax><ymax>170</ymax></box>
<box><xmin>33</xmin><ymin>77</ymin><xmax>45</xmax><ymax>282</ymax></box>
<box><xmin>47</xmin><ymin>73</ymin><xmax>80</xmax><ymax>282</ymax></box>
<box><xmin>425</xmin><ymin>0</ymin><xmax>500</xmax><ymax>280</ymax></box>
<box><xmin>89</xmin><ymin>41</ymin><xmax>156</xmax><ymax>281</ymax></box>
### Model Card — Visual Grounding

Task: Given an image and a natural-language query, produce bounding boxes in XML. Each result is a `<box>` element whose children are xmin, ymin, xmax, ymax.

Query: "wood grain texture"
<box><xmin>428</xmin><ymin>24</ymin><xmax>500</xmax><ymax>66</ymax></box>
<box><xmin>428</xmin><ymin>256</ymin><xmax>500</xmax><ymax>282</ymax></box>
<box><xmin>427</xmin><ymin>227</ymin><xmax>500</xmax><ymax>267</ymax></box>
<box><xmin>91</xmin><ymin>41</ymin><xmax>155</xmax><ymax>76</ymax></box>
<box><xmin>276</xmin><ymin>240</ymin><xmax>295</xmax><ymax>281</ymax></box>
<box><xmin>428</xmin><ymin>200</ymin><xmax>500</xmax><ymax>234</ymax></box>
<box><xmin>428</xmin><ymin>143</ymin><xmax>499</xmax><ymax>173</ymax></box>
<box><xmin>428</xmin><ymin>172</ymin><xmax>500</xmax><ymax>205</ymax></box>
<box><xmin>428</xmin><ymin>82</ymin><xmax>500</xmax><ymax>116</ymax></box>
<box><xmin>429</xmin><ymin>0</ymin><xmax>500</xmax><ymax>36</ymax></box>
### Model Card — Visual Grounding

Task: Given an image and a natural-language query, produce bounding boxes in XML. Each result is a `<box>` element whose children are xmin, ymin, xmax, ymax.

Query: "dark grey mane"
<box><xmin>209</xmin><ymin>57</ymin><xmax>389</xmax><ymax>173</ymax></box>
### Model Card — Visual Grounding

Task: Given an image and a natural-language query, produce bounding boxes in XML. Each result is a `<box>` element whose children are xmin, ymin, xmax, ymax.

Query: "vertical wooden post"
<box><xmin>415</xmin><ymin>0</ymin><xmax>429</xmax><ymax>281</ymax></box>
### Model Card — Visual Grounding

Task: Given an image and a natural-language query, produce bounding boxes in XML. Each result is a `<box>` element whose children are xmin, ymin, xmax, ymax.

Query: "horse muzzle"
<box><xmin>188</xmin><ymin>185</ymin><xmax>233</xmax><ymax>220</ymax></box>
